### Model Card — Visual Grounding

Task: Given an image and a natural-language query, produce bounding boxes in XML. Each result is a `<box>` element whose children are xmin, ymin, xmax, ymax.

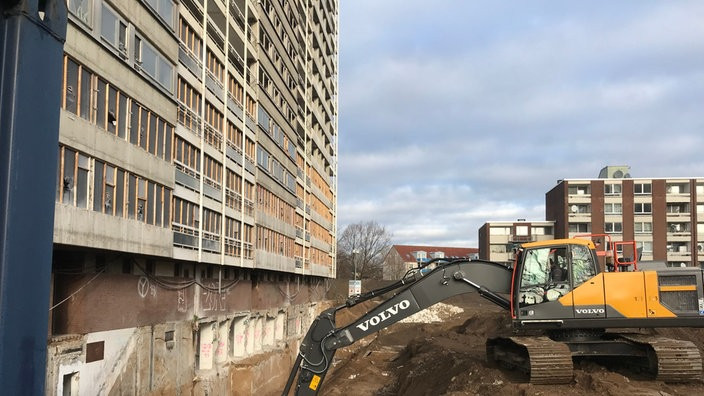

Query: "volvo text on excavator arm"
<box><xmin>282</xmin><ymin>258</ymin><xmax>513</xmax><ymax>396</ymax></box>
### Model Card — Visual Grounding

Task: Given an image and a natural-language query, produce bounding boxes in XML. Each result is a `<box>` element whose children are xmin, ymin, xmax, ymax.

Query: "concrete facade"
<box><xmin>49</xmin><ymin>0</ymin><xmax>338</xmax><ymax>393</ymax></box>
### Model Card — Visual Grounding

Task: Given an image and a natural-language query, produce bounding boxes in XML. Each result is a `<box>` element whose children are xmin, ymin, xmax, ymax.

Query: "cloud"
<box><xmin>337</xmin><ymin>1</ymin><xmax>704</xmax><ymax>247</ymax></box>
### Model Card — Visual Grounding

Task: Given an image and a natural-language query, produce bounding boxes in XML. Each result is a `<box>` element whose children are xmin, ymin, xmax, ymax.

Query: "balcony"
<box><xmin>178</xmin><ymin>44</ymin><xmax>203</xmax><ymax>80</ymax></box>
<box><xmin>509</xmin><ymin>235</ymin><xmax>536</xmax><ymax>243</ymax></box>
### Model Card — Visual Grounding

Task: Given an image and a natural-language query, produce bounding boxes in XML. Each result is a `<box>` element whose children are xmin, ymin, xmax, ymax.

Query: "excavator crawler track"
<box><xmin>487</xmin><ymin>336</ymin><xmax>573</xmax><ymax>384</ymax></box>
<box><xmin>619</xmin><ymin>334</ymin><xmax>703</xmax><ymax>382</ymax></box>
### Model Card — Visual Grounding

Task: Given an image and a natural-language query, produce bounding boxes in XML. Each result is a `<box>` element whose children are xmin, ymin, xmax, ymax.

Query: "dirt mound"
<box><xmin>322</xmin><ymin>293</ymin><xmax>704</xmax><ymax>396</ymax></box>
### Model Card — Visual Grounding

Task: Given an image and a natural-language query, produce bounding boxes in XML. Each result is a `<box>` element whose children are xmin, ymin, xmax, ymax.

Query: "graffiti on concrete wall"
<box><xmin>177</xmin><ymin>290</ymin><xmax>188</xmax><ymax>313</ymax></box>
<box><xmin>137</xmin><ymin>276</ymin><xmax>157</xmax><ymax>298</ymax></box>
<box><xmin>201</xmin><ymin>283</ymin><xmax>229</xmax><ymax>312</ymax></box>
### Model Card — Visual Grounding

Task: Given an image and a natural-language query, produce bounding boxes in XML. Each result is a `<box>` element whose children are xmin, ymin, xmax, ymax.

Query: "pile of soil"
<box><xmin>322</xmin><ymin>293</ymin><xmax>704</xmax><ymax>396</ymax></box>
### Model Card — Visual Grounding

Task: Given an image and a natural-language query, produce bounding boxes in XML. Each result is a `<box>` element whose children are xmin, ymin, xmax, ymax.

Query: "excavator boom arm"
<box><xmin>283</xmin><ymin>259</ymin><xmax>513</xmax><ymax>395</ymax></box>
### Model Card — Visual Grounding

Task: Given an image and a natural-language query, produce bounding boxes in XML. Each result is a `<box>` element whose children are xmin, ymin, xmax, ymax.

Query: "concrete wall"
<box><xmin>46</xmin><ymin>277</ymin><xmax>392</xmax><ymax>395</ymax></box>
<box><xmin>46</xmin><ymin>300</ymin><xmax>330</xmax><ymax>395</ymax></box>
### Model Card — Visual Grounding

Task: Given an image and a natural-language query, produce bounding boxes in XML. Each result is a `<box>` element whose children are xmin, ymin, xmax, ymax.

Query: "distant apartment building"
<box><xmin>383</xmin><ymin>245</ymin><xmax>479</xmax><ymax>280</ymax></box>
<box><xmin>478</xmin><ymin>221</ymin><xmax>555</xmax><ymax>265</ymax></box>
<box><xmin>546</xmin><ymin>166</ymin><xmax>704</xmax><ymax>268</ymax></box>
<box><xmin>51</xmin><ymin>0</ymin><xmax>338</xmax><ymax>394</ymax></box>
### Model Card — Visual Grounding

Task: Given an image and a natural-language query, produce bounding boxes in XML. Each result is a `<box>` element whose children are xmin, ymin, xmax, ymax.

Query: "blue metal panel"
<box><xmin>0</xmin><ymin>1</ymin><xmax>67</xmax><ymax>394</ymax></box>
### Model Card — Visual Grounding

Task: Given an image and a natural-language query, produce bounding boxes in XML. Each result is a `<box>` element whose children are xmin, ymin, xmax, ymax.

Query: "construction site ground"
<box><xmin>321</xmin><ymin>293</ymin><xmax>704</xmax><ymax>396</ymax></box>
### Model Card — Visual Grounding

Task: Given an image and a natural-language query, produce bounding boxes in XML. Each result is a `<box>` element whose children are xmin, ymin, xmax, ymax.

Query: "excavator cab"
<box><xmin>511</xmin><ymin>239</ymin><xmax>600</xmax><ymax>324</ymax></box>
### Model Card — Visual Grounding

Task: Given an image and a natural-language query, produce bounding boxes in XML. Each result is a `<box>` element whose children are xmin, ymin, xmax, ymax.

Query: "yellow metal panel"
<box><xmin>559</xmin><ymin>273</ymin><xmax>605</xmax><ymax>307</ymax></box>
<box><xmin>603</xmin><ymin>272</ymin><xmax>647</xmax><ymax>318</ymax></box>
<box><xmin>644</xmin><ymin>271</ymin><xmax>677</xmax><ymax>318</ymax></box>
<box><xmin>659</xmin><ymin>285</ymin><xmax>697</xmax><ymax>292</ymax></box>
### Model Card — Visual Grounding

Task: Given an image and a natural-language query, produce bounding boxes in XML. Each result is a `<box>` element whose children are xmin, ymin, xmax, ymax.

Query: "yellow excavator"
<box><xmin>283</xmin><ymin>238</ymin><xmax>704</xmax><ymax>395</ymax></box>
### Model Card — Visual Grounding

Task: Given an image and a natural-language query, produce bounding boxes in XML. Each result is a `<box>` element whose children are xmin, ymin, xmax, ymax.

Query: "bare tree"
<box><xmin>336</xmin><ymin>221</ymin><xmax>392</xmax><ymax>280</ymax></box>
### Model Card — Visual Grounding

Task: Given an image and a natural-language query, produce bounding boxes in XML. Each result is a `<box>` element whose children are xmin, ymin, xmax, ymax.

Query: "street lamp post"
<box><xmin>352</xmin><ymin>249</ymin><xmax>359</xmax><ymax>281</ymax></box>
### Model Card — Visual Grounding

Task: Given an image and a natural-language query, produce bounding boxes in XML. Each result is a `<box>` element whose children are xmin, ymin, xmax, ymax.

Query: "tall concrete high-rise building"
<box><xmin>546</xmin><ymin>167</ymin><xmax>704</xmax><ymax>269</ymax></box>
<box><xmin>49</xmin><ymin>0</ymin><xmax>338</xmax><ymax>394</ymax></box>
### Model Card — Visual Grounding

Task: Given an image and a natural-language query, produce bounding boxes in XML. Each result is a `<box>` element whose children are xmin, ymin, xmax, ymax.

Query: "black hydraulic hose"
<box><xmin>282</xmin><ymin>352</ymin><xmax>303</xmax><ymax>396</ymax></box>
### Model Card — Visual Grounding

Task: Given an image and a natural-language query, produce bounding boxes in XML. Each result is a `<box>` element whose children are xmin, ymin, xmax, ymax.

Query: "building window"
<box><xmin>179</xmin><ymin>17</ymin><xmax>202</xmax><ymax>59</ymax></box>
<box><xmin>490</xmin><ymin>245</ymin><xmax>506</xmax><ymax>253</ymax></box>
<box><xmin>145</xmin><ymin>0</ymin><xmax>175</xmax><ymax>29</ymax></box>
<box><xmin>203</xmin><ymin>155</ymin><xmax>223</xmax><ymax>190</ymax></box>
<box><xmin>604</xmin><ymin>184</ymin><xmax>621</xmax><ymax>195</ymax></box>
<box><xmin>68</xmin><ymin>0</ymin><xmax>92</xmax><ymax>27</ymax></box>
<box><xmin>604</xmin><ymin>203</ymin><xmax>622</xmax><ymax>214</ymax></box>
<box><xmin>634</xmin><ymin>203</ymin><xmax>652</xmax><ymax>214</ymax></box>
<box><xmin>634</xmin><ymin>183</ymin><xmax>652</xmax><ymax>195</ymax></box>
<box><xmin>532</xmin><ymin>226</ymin><xmax>552</xmax><ymax>235</ymax></box>
<box><xmin>605</xmin><ymin>222</ymin><xmax>622</xmax><ymax>233</ymax></box>
<box><xmin>569</xmin><ymin>223</ymin><xmax>590</xmax><ymax>233</ymax></box>
<box><xmin>57</xmin><ymin>145</ymin><xmax>170</xmax><ymax>227</ymax></box>
<box><xmin>637</xmin><ymin>241</ymin><xmax>653</xmax><ymax>253</ymax></box>
<box><xmin>134</xmin><ymin>34</ymin><xmax>173</xmax><ymax>92</ymax></box>
<box><xmin>174</xmin><ymin>136</ymin><xmax>201</xmax><ymax>174</ymax></box>
<box><xmin>514</xmin><ymin>225</ymin><xmax>529</xmax><ymax>236</ymax></box>
<box><xmin>634</xmin><ymin>222</ymin><xmax>652</xmax><ymax>234</ymax></box>
<box><xmin>257</xmin><ymin>146</ymin><xmax>270</xmax><ymax>169</ymax></box>
<box><xmin>489</xmin><ymin>227</ymin><xmax>510</xmax><ymax>235</ymax></box>
<box><xmin>666</xmin><ymin>183</ymin><xmax>689</xmax><ymax>194</ymax></box>
<box><xmin>666</xmin><ymin>203</ymin><xmax>689</xmax><ymax>214</ymax></box>
<box><xmin>568</xmin><ymin>185</ymin><xmax>590</xmax><ymax>195</ymax></box>
<box><xmin>62</xmin><ymin>56</ymin><xmax>172</xmax><ymax>161</ymax></box>
<box><xmin>101</xmin><ymin>5</ymin><xmax>128</xmax><ymax>56</ymax></box>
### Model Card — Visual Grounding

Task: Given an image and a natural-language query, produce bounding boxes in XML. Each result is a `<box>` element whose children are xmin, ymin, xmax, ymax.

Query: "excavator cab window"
<box><xmin>518</xmin><ymin>246</ymin><xmax>569</xmax><ymax>306</ymax></box>
<box><xmin>571</xmin><ymin>244</ymin><xmax>597</xmax><ymax>286</ymax></box>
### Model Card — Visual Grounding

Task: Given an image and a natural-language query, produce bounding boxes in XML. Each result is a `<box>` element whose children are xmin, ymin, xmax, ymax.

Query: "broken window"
<box><xmin>137</xmin><ymin>178</ymin><xmax>147</xmax><ymax>222</ymax></box>
<box><xmin>107</xmin><ymin>86</ymin><xmax>117</xmax><ymax>134</ymax></box>
<box><xmin>61</xmin><ymin>147</ymin><xmax>76</xmax><ymax>205</ymax></box>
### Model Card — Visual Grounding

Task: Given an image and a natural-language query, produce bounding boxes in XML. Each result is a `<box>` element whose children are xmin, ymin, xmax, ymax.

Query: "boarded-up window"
<box><xmin>86</xmin><ymin>341</ymin><xmax>105</xmax><ymax>363</ymax></box>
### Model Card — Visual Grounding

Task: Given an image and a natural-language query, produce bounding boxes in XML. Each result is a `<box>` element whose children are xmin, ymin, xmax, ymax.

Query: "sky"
<box><xmin>335</xmin><ymin>1</ymin><xmax>704</xmax><ymax>248</ymax></box>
